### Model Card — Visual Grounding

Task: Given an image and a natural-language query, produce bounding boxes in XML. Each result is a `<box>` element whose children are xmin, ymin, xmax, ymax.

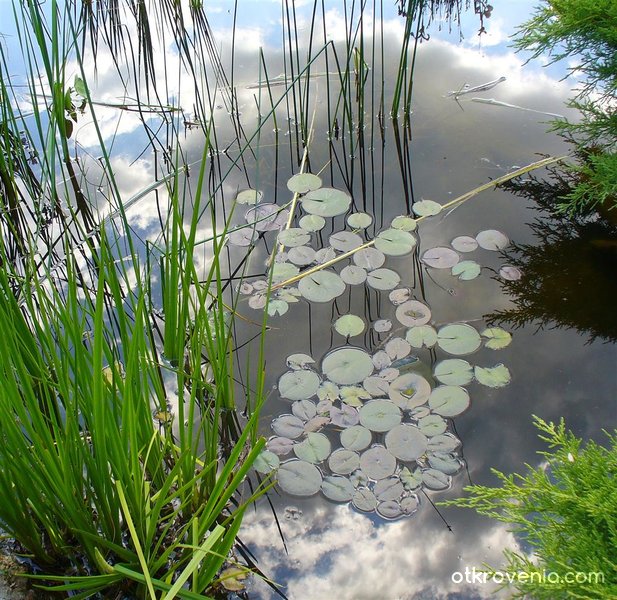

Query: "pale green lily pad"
<box><xmin>330</xmin><ymin>404</ymin><xmax>360</xmax><ymax>428</ymax></box>
<box><xmin>315</xmin><ymin>247</ymin><xmax>336</xmax><ymax>263</ymax></box>
<box><xmin>340</xmin><ymin>265</ymin><xmax>367</xmax><ymax>285</ymax></box>
<box><xmin>220</xmin><ymin>566</ymin><xmax>248</xmax><ymax>592</ymax></box>
<box><xmin>396</xmin><ymin>300</ymin><xmax>431</xmax><ymax>327</ymax></box>
<box><xmin>388</xmin><ymin>373</ymin><xmax>431</xmax><ymax>410</ymax></box>
<box><xmin>401</xmin><ymin>495</ymin><xmax>421</xmax><ymax>516</ymax></box>
<box><xmin>271</xmin><ymin>262</ymin><xmax>300</xmax><ymax>283</ymax></box>
<box><xmin>376</xmin><ymin>500</ymin><xmax>402</xmax><ymax>519</ymax></box>
<box><xmin>350</xmin><ymin>470</ymin><xmax>370</xmax><ymax>488</ymax></box>
<box><xmin>360</xmin><ymin>445</ymin><xmax>397</xmax><ymax>479</ymax></box>
<box><xmin>421</xmin><ymin>468</ymin><xmax>451</xmax><ymax>490</ymax></box>
<box><xmin>481</xmin><ymin>327</ymin><xmax>512</xmax><ymax>350</ymax></box>
<box><xmin>385</xmin><ymin>424</ymin><xmax>428</xmax><ymax>461</ymax></box>
<box><xmin>428</xmin><ymin>452</ymin><xmax>462</xmax><ymax>475</ymax></box>
<box><xmin>353</xmin><ymin>247</ymin><xmax>386</xmax><ymax>269</ymax></box>
<box><xmin>340</xmin><ymin>425</ymin><xmax>372</xmax><ymax>451</ymax></box>
<box><xmin>433</xmin><ymin>359</ymin><xmax>473</xmax><ymax>386</ymax></box>
<box><xmin>373</xmin><ymin>319</ymin><xmax>392</xmax><ymax>333</ymax></box>
<box><xmin>278</xmin><ymin>460</ymin><xmax>323</xmax><ymax>496</ymax></box>
<box><xmin>253</xmin><ymin>450</ymin><xmax>280</xmax><ymax>474</ymax></box>
<box><xmin>272</xmin><ymin>415</ymin><xmax>306</xmax><ymax>438</ymax></box>
<box><xmin>359</xmin><ymin>400</ymin><xmax>402</xmax><ymax>432</ymax></box>
<box><xmin>422</xmin><ymin>247</ymin><xmax>460</xmax><ymax>269</ymax></box>
<box><xmin>374</xmin><ymin>478</ymin><xmax>404</xmax><ymax>501</ymax></box>
<box><xmin>328</xmin><ymin>449</ymin><xmax>361</xmax><ymax>474</ymax></box>
<box><xmin>347</xmin><ymin>212</ymin><xmax>373</xmax><ymax>229</ymax></box>
<box><xmin>428</xmin><ymin>385</ymin><xmax>470</xmax><ymax>417</ymax></box>
<box><xmin>499</xmin><ymin>265</ymin><xmax>522</xmax><ymax>281</ymax></box>
<box><xmin>228</xmin><ymin>228</ymin><xmax>258</xmax><ymax>247</ymax></box>
<box><xmin>277</xmin><ymin>228</ymin><xmax>311</xmax><ymax>248</ymax></box>
<box><xmin>288</xmin><ymin>246</ymin><xmax>317</xmax><ymax>266</ymax></box>
<box><xmin>374</xmin><ymin>229</ymin><xmax>417</xmax><ymax>256</ymax></box>
<box><xmin>400</xmin><ymin>466</ymin><xmax>423</xmax><ymax>490</ymax></box>
<box><xmin>266</xmin><ymin>436</ymin><xmax>295</xmax><ymax>455</ymax></box>
<box><xmin>340</xmin><ymin>386</ymin><xmax>371</xmax><ymax>407</ymax></box>
<box><xmin>287</xmin><ymin>173</ymin><xmax>322</xmax><ymax>193</ymax></box>
<box><xmin>427</xmin><ymin>434</ymin><xmax>461</xmax><ymax>453</ymax></box>
<box><xmin>278</xmin><ymin>370</ymin><xmax>321</xmax><ymax>401</ymax></box>
<box><xmin>293</xmin><ymin>432</ymin><xmax>331</xmax><ymax>463</ymax></box>
<box><xmin>352</xmin><ymin>487</ymin><xmax>378</xmax><ymax>512</ymax></box>
<box><xmin>236</xmin><ymin>189</ymin><xmax>263</xmax><ymax>205</ymax></box>
<box><xmin>367</xmin><ymin>268</ymin><xmax>401</xmax><ymax>291</ymax></box>
<box><xmin>299</xmin><ymin>214</ymin><xmax>326</xmax><ymax>232</ymax></box>
<box><xmin>322</xmin><ymin>347</ymin><xmax>374</xmax><ymax>385</ymax></box>
<box><xmin>451</xmin><ymin>235</ymin><xmax>478</xmax><ymax>253</ymax></box>
<box><xmin>298</xmin><ymin>270</ymin><xmax>346</xmax><ymax>303</ymax></box>
<box><xmin>451</xmin><ymin>260</ymin><xmax>481</xmax><ymax>280</ymax></box>
<box><xmin>362</xmin><ymin>376</ymin><xmax>390</xmax><ymax>397</ymax></box>
<box><xmin>372</xmin><ymin>351</ymin><xmax>391</xmax><ymax>370</ymax></box>
<box><xmin>474</xmin><ymin>364</ymin><xmax>511</xmax><ymax>388</ymax></box>
<box><xmin>437</xmin><ymin>323</ymin><xmax>482</xmax><ymax>356</ymax></box>
<box><xmin>245</xmin><ymin>204</ymin><xmax>288</xmax><ymax>231</ymax></box>
<box><xmin>406</xmin><ymin>325</ymin><xmax>438</xmax><ymax>348</ymax></box>
<box><xmin>385</xmin><ymin>338</ymin><xmax>411</xmax><ymax>360</ymax></box>
<box><xmin>476</xmin><ymin>229</ymin><xmax>509</xmax><ymax>250</ymax></box>
<box><xmin>329</xmin><ymin>231</ymin><xmax>363</xmax><ymax>252</ymax></box>
<box><xmin>302</xmin><ymin>187</ymin><xmax>351</xmax><ymax>217</ymax></box>
<box><xmin>267</xmin><ymin>300</ymin><xmax>289</xmax><ymax>316</ymax></box>
<box><xmin>413</xmin><ymin>199</ymin><xmax>442</xmax><ymax>217</ymax></box>
<box><xmin>334</xmin><ymin>315</ymin><xmax>365</xmax><ymax>337</ymax></box>
<box><xmin>391</xmin><ymin>216</ymin><xmax>417</xmax><ymax>231</ymax></box>
<box><xmin>418</xmin><ymin>414</ymin><xmax>447</xmax><ymax>437</ymax></box>
<box><xmin>321</xmin><ymin>476</ymin><xmax>355</xmax><ymax>502</ymax></box>
<box><xmin>291</xmin><ymin>400</ymin><xmax>317</xmax><ymax>421</ymax></box>
<box><xmin>248</xmin><ymin>294</ymin><xmax>266</xmax><ymax>310</ymax></box>
<box><xmin>286</xmin><ymin>353</ymin><xmax>314</xmax><ymax>369</ymax></box>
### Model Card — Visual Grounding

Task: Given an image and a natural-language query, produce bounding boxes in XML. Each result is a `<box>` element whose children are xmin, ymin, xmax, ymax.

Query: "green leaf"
<box><xmin>278</xmin><ymin>370</ymin><xmax>321</xmax><ymax>400</ymax></box>
<box><xmin>433</xmin><ymin>359</ymin><xmax>473</xmax><ymax>385</ymax></box>
<box><xmin>287</xmin><ymin>173</ymin><xmax>322</xmax><ymax>193</ymax></box>
<box><xmin>293</xmin><ymin>433</ymin><xmax>331</xmax><ymax>463</ymax></box>
<box><xmin>74</xmin><ymin>76</ymin><xmax>87</xmax><ymax>98</ymax></box>
<box><xmin>301</xmin><ymin>187</ymin><xmax>351</xmax><ymax>217</ymax></box>
<box><xmin>481</xmin><ymin>327</ymin><xmax>512</xmax><ymax>350</ymax></box>
<box><xmin>385</xmin><ymin>424</ymin><xmax>428</xmax><ymax>461</ymax></box>
<box><xmin>253</xmin><ymin>450</ymin><xmax>280</xmax><ymax>474</ymax></box>
<box><xmin>437</xmin><ymin>323</ymin><xmax>482</xmax><ymax>355</ymax></box>
<box><xmin>474</xmin><ymin>364</ymin><xmax>512</xmax><ymax>388</ymax></box>
<box><xmin>428</xmin><ymin>385</ymin><xmax>470</xmax><ymax>417</ymax></box>
<box><xmin>412</xmin><ymin>199</ymin><xmax>442</xmax><ymax>216</ymax></box>
<box><xmin>374</xmin><ymin>229</ymin><xmax>417</xmax><ymax>256</ymax></box>
<box><xmin>298</xmin><ymin>270</ymin><xmax>346</xmax><ymax>303</ymax></box>
<box><xmin>278</xmin><ymin>460</ymin><xmax>323</xmax><ymax>496</ymax></box>
<box><xmin>451</xmin><ymin>260</ymin><xmax>481</xmax><ymax>280</ymax></box>
<box><xmin>359</xmin><ymin>400</ymin><xmax>402</xmax><ymax>432</ymax></box>
<box><xmin>322</xmin><ymin>347</ymin><xmax>374</xmax><ymax>384</ymax></box>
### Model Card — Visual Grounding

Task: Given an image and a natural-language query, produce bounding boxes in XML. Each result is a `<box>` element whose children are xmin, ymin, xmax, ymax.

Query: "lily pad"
<box><xmin>427</xmin><ymin>433</ymin><xmax>461</xmax><ymax>453</ymax></box>
<box><xmin>293</xmin><ymin>432</ymin><xmax>331</xmax><ymax>463</ymax></box>
<box><xmin>278</xmin><ymin>460</ymin><xmax>323</xmax><ymax>496</ymax></box>
<box><xmin>328</xmin><ymin>449</ymin><xmax>361</xmax><ymax>474</ymax></box>
<box><xmin>267</xmin><ymin>299</ymin><xmax>289</xmax><ymax>316</ymax></box>
<box><xmin>418</xmin><ymin>414</ymin><xmax>447</xmax><ymax>437</ymax></box>
<box><xmin>376</xmin><ymin>500</ymin><xmax>402</xmax><ymax>519</ymax></box>
<box><xmin>302</xmin><ymin>187</ymin><xmax>351</xmax><ymax>217</ymax></box>
<box><xmin>340</xmin><ymin>425</ymin><xmax>372</xmax><ymax>451</ymax></box>
<box><xmin>228</xmin><ymin>228</ymin><xmax>258</xmax><ymax>247</ymax></box>
<box><xmin>245</xmin><ymin>204</ymin><xmax>288</xmax><ymax>231</ymax></box>
<box><xmin>288</xmin><ymin>246</ymin><xmax>317</xmax><ymax>266</ymax></box>
<box><xmin>388</xmin><ymin>373</ymin><xmax>431</xmax><ymax>410</ymax></box>
<box><xmin>437</xmin><ymin>323</ymin><xmax>481</xmax><ymax>355</ymax></box>
<box><xmin>373</xmin><ymin>319</ymin><xmax>393</xmax><ymax>333</ymax></box>
<box><xmin>385</xmin><ymin>338</ymin><xmax>411</xmax><ymax>361</ymax></box>
<box><xmin>433</xmin><ymin>359</ymin><xmax>473</xmax><ymax>386</ymax></box>
<box><xmin>359</xmin><ymin>400</ymin><xmax>402</xmax><ymax>432</ymax></box>
<box><xmin>298</xmin><ymin>270</ymin><xmax>346</xmax><ymax>303</ymax></box>
<box><xmin>272</xmin><ymin>414</ymin><xmax>306</xmax><ymax>439</ymax></box>
<box><xmin>388</xmin><ymin>288</ymin><xmax>412</xmax><ymax>305</ymax></box>
<box><xmin>321</xmin><ymin>476</ymin><xmax>355</xmax><ymax>502</ymax></box>
<box><xmin>353</xmin><ymin>247</ymin><xmax>386</xmax><ymax>270</ymax></box>
<box><xmin>406</xmin><ymin>325</ymin><xmax>438</xmax><ymax>348</ymax></box>
<box><xmin>347</xmin><ymin>212</ymin><xmax>373</xmax><ymax>229</ymax></box>
<box><xmin>451</xmin><ymin>235</ymin><xmax>478</xmax><ymax>253</ymax></box>
<box><xmin>391</xmin><ymin>215</ymin><xmax>417</xmax><ymax>231</ymax></box>
<box><xmin>422</xmin><ymin>247</ymin><xmax>460</xmax><ymax>269</ymax></box>
<box><xmin>236</xmin><ymin>189</ymin><xmax>263</xmax><ymax>205</ymax></box>
<box><xmin>395</xmin><ymin>300</ymin><xmax>432</xmax><ymax>327</ymax></box>
<box><xmin>451</xmin><ymin>260</ymin><xmax>481</xmax><ymax>280</ymax></box>
<box><xmin>367</xmin><ymin>268</ymin><xmax>401</xmax><ymax>291</ymax></box>
<box><xmin>400</xmin><ymin>466</ymin><xmax>423</xmax><ymax>490</ymax></box>
<box><xmin>372</xmin><ymin>351</ymin><xmax>391</xmax><ymax>370</ymax></box>
<box><xmin>428</xmin><ymin>452</ymin><xmax>462</xmax><ymax>475</ymax></box>
<box><xmin>329</xmin><ymin>231</ymin><xmax>363</xmax><ymax>252</ymax></box>
<box><xmin>352</xmin><ymin>487</ymin><xmax>378</xmax><ymax>512</ymax></box>
<box><xmin>304</xmin><ymin>416</ymin><xmax>330</xmax><ymax>433</ymax></box>
<box><xmin>360</xmin><ymin>445</ymin><xmax>397</xmax><ymax>479</ymax></box>
<box><xmin>340</xmin><ymin>265</ymin><xmax>367</xmax><ymax>285</ymax></box>
<box><xmin>266</xmin><ymin>436</ymin><xmax>295</xmax><ymax>456</ymax></box>
<box><xmin>330</xmin><ymin>404</ymin><xmax>360</xmax><ymax>428</ymax></box>
<box><xmin>350</xmin><ymin>470</ymin><xmax>370</xmax><ymax>488</ymax></box>
<box><xmin>363</xmin><ymin>376</ymin><xmax>390</xmax><ymax>397</ymax></box>
<box><xmin>334</xmin><ymin>315</ymin><xmax>365</xmax><ymax>337</ymax></box>
<box><xmin>286</xmin><ymin>353</ymin><xmax>315</xmax><ymax>370</ymax></box>
<box><xmin>401</xmin><ymin>495</ymin><xmax>421</xmax><ymax>516</ymax></box>
<box><xmin>277</xmin><ymin>228</ymin><xmax>311</xmax><ymax>248</ymax></box>
<box><xmin>481</xmin><ymin>327</ymin><xmax>512</xmax><ymax>350</ymax></box>
<box><xmin>499</xmin><ymin>265</ymin><xmax>522</xmax><ymax>281</ymax></box>
<box><xmin>385</xmin><ymin>424</ymin><xmax>428</xmax><ymax>461</ymax></box>
<box><xmin>428</xmin><ymin>385</ymin><xmax>470</xmax><ymax>417</ymax></box>
<box><xmin>375</xmin><ymin>229</ymin><xmax>417</xmax><ymax>256</ymax></box>
<box><xmin>315</xmin><ymin>247</ymin><xmax>337</xmax><ymax>264</ymax></box>
<box><xmin>253</xmin><ymin>450</ymin><xmax>280</xmax><ymax>474</ymax></box>
<box><xmin>322</xmin><ymin>347</ymin><xmax>374</xmax><ymax>385</ymax></box>
<box><xmin>287</xmin><ymin>173</ymin><xmax>322</xmax><ymax>193</ymax></box>
<box><xmin>474</xmin><ymin>364</ymin><xmax>511</xmax><ymax>388</ymax></box>
<box><xmin>374</xmin><ymin>478</ymin><xmax>404</xmax><ymax>502</ymax></box>
<box><xmin>476</xmin><ymin>229</ymin><xmax>509</xmax><ymax>250</ymax></box>
<box><xmin>248</xmin><ymin>294</ymin><xmax>267</xmax><ymax>309</ymax></box>
<box><xmin>278</xmin><ymin>370</ymin><xmax>321</xmax><ymax>401</ymax></box>
<box><xmin>299</xmin><ymin>214</ymin><xmax>326</xmax><ymax>232</ymax></box>
<box><xmin>291</xmin><ymin>399</ymin><xmax>317</xmax><ymax>421</ymax></box>
<box><xmin>271</xmin><ymin>262</ymin><xmax>300</xmax><ymax>283</ymax></box>
<box><xmin>421</xmin><ymin>468</ymin><xmax>451</xmax><ymax>491</ymax></box>
<box><xmin>413</xmin><ymin>199</ymin><xmax>442</xmax><ymax>217</ymax></box>
<box><xmin>340</xmin><ymin>386</ymin><xmax>371</xmax><ymax>407</ymax></box>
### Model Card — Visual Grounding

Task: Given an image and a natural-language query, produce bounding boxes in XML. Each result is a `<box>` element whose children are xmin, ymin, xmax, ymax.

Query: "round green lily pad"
<box><xmin>321</xmin><ymin>476</ymin><xmax>355</xmax><ymax>502</ymax></box>
<box><xmin>298</xmin><ymin>270</ymin><xmax>346</xmax><ymax>303</ymax></box>
<box><xmin>287</xmin><ymin>173</ymin><xmax>322</xmax><ymax>194</ymax></box>
<box><xmin>340</xmin><ymin>425</ymin><xmax>372</xmax><ymax>451</ymax></box>
<box><xmin>278</xmin><ymin>370</ymin><xmax>321</xmax><ymax>401</ymax></box>
<box><xmin>301</xmin><ymin>187</ymin><xmax>351</xmax><ymax>217</ymax></box>
<box><xmin>385</xmin><ymin>424</ymin><xmax>428</xmax><ymax>461</ymax></box>
<box><xmin>360</xmin><ymin>445</ymin><xmax>397</xmax><ymax>480</ymax></box>
<box><xmin>328</xmin><ymin>449</ymin><xmax>361</xmax><ymax>474</ymax></box>
<box><xmin>322</xmin><ymin>347</ymin><xmax>374</xmax><ymax>385</ymax></box>
<box><xmin>428</xmin><ymin>385</ymin><xmax>470</xmax><ymax>417</ymax></box>
<box><xmin>293</xmin><ymin>432</ymin><xmax>331</xmax><ymax>463</ymax></box>
<box><xmin>334</xmin><ymin>315</ymin><xmax>365</xmax><ymax>337</ymax></box>
<box><xmin>437</xmin><ymin>323</ymin><xmax>481</xmax><ymax>356</ymax></box>
<box><xmin>278</xmin><ymin>460</ymin><xmax>323</xmax><ymax>496</ymax></box>
<box><xmin>388</xmin><ymin>373</ymin><xmax>431</xmax><ymax>410</ymax></box>
<box><xmin>433</xmin><ymin>359</ymin><xmax>473</xmax><ymax>386</ymax></box>
<box><xmin>359</xmin><ymin>400</ymin><xmax>402</xmax><ymax>432</ymax></box>
<box><xmin>374</xmin><ymin>229</ymin><xmax>417</xmax><ymax>256</ymax></box>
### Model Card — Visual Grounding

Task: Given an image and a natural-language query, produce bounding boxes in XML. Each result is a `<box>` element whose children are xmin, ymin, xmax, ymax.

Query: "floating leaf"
<box><xmin>353</xmin><ymin>247</ymin><xmax>386</xmax><ymax>270</ymax></box>
<box><xmin>253</xmin><ymin>450</ymin><xmax>280</xmax><ymax>474</ymax></box>
<box><xmin>451</xmin><ymin>235</ymin><xmax>478</xmax><ymax>253</ymax></box>
<box><xmin>422</xmin><ymin>247</ymin><xmax>460</xmax><ymax>269</ymax></box>
<box><xmin>451</xmin><ymin>260</ymin><xmax>481</xmax><ymax>280</ymax></box>
<box><xmin>340</xmin><ymin>385</ymin><xmax>371</xmax><ymax>407</ymax></box>
<box><xmin>372</xmin><ymin>351</ymin><xmax>391</xmax><ymax>370</ymax></box>
<box><xmin>236</xmin><ymin>189</ymin><xmax>263</xmax><ymax>205</ymax></box>
<box><xmin>277</xmin><ymin>228</ymin><xmax>311</xmax><ymax>248</ymax></box>
<box><xmin>410</xmin><ymin>405</ymin><xmax>431</xmax><ymax>420</ymax></box>
<box><xmin>340</xmin><ymin>425</ymin><xmax>372</xmax><ymax>451</ymax></box>
<box><xmin>428</xmin><ymin>385</ymin><xmax>470</xmax><ymax>417</ymax></box>
<box><xmin>286</xmin><ymin>353</ymin><xmax>315</xmax><ymax>370</ymax></box>
<box><xmin>388</xmin><ymin>373</ymin><xmax>431</xmax><ymax>410</ymax></box>
<box><xmin>427</xmin><ymin>434</ymin><xmax>461</xmax><ymax>453</ymax></box>
<box><xmin>481</xmin><ymin>327</ymin><xmax>512</xmax><ymax>350</ymax></box>
<box><xmin>321</xmin><ymin>476</ymin><xmax>355</xmax><ymax>502</ymax></box>
<box><xmin>476</xmin><ymin>229</ymin><xmax>509</xmax><ymax>250</ymax></box>
<box><xmin>328</xmin><ymin>449</ymin><xmax>361</xmax><ymax>474</ymax></box>
<box><xmin>304</xmin><ymin>416</ymin><xmax>330</xmax><ymax>433</ymax></box>
<box><xmin>374</xmin><ymin>478</ymin><xmax>404</xmax><ymax>501</ymax></box>
<box><xmin>391</xmin><ymin>216</ymin><xmax>417</xmax><ymax>231</ymax></box>
<box><xmin>329</xmin><ymin>231</ymin><xmax>363</xmax><ymax>252</ymax></box>
<box><xmin>322</xmin><ymin>347</ymin><xmax>374</xmax><ymax>385</ymax></box>
<box><xmin>293</xmin><ymin>432</ymin><xmax>331</xmax><ymax>463</ymax></box>
<box><xmin>400</xmin><ymin>466</ymin><xmax>423</xmax><ymax>490</ymax></box>
<box><xmin>367</xmin><ymin>268</ymin><xmax>401</xmax><ymax>291</ymax></box>
<box><xmin>272</xmin><ymin>415</ymin><xmax>306</xmax><ymax>439</ymax></box>
<box><xmin>302</xmin><ymin>187</ymin><xmax>351</xmax><ymax>217</ymax></box>
<box><xmin>380</xmin><ymin>367</ymin><xmax>400</xmax><ymax>381</ymax></box>
<box><xmin>385</xmin><ymin>424</ymin><xmax>428</xmax><ymax>461</ymax></box>
<box><xmin>278</xmin><ymin>370</ymin><xmax>320</xmax><ymax>401</ymax></box>
<box><xmin>413</xmin><ymin>199</ymin><xmax>442</xmax><ymax>217</ymax></box>
<box><xmin>388</xmin><ymin>288</ymin><xmax>412</xmax><ymax>305</ymax></box>
<box><xmin>271</xmin><ymin>262</ymin><xmax>300</xmax><ymax>283</ymax></box>
<box><xmin>401</xmin><ymin>495</ymin><xmax>420</xmax><ymax>516</ymax></box>
<box><xmin>239</xmin><ymin>282</ymin><xmax>253</xmax><ymax>295</ymax></box>
<box><xmin>278</xmin><ymin>460</ymin><xmax>323</xmax><ymax>496</ymax></box>
<box><xmin>499</xmin><ymin>265</ymin><xmax>522</xmax><ymax>281</ymax></box>
<box><xmin>220</xmin><ymin>566</ymin><xmax>248</xmax><ymax>592</ymax></box>
<box><xmin>292</xmin><ymin>399</ymin><xmax>317</xmax><ymax>421</ymax></box>
<box><xmin>245</xmin><ymin>204</ymin><xmax>288</xmax><ymax>231</ymax></box>
<box><xmin>317</xmin><ymin>382</ymin><xmax>340</xmax><ymax>402</ymax></box>
<box><xmin>298</xmin><ymin>270</ymin><xmax>346</xmax><ymax>303</ymax></box>
<box><xmin>376</xmin><ymin>500</ymin><xmax>402</xmax><ymax>519</ymax></box>
<box><xmin>375</xmin><ymin>229</ymin><xmax>417</xmax><ymax>256</ymax></box>
<box><xmin>421</xmin><ymin>468</ymin><xmax>451</xmax><ymax>490</ymax></box>
<box><xmin>360</xmin><ymin>446</ymin><xmax>397</xmax><ymax>479</ymax></box>
<box><xmin>267</xmin><ymin>437</ymin><xmax>295</xmax><ymax>456</ymax></box>
<box><xmin>248</xmin><ymin>294</ymin><xmax>267</xmax><ymax>309</ymax></box>
<box><xmin>299</xmin><ymin>214</ymin><xmax>326</xmax><ymax>232</ymax></box>
<box><xmin>396</xmin><ymin>300</ymin><xmax>431</xmax><ymax>327</ymax></box>
<box><xmin>340</xmin><ymin>265</ymin><xmax>367</xmax><ymax>285</ymax></box>
<box><xmin>362</xmin><ymin>376</ymin><xmax>390</xmax><ymax>397</ymax></box>
<box><xmin>350</xmin><ymin>470</ymin><xmax>370</xmax><ymax>488</ymax></box>
<box><xmin>347</xmin><ymin>212</ymin><xmax>373</xmax><ymax>229</ymax></box>
<box><xmin>373</xmin><ymin>319</ymin><xmax>392</xmax><ymax>333</ymax></box>
<box><xmin>406</xmin><ymin>325</ymin><xmax>438</xmax><ymax>348</ymax></box>
<box><xmin>330</xmin><ymin>404</ymin><xmax>360</xmax><ymax>428</ymax></box>
<box><xmin>418</xmin><ymin>414</ymin><xmax>447</xmax><ymax>437</ymax></box>
<box><xmin>474</xmin><ymin>364</ymin><xmax>511</xmax><ymax>388</ymax></box>
<box><xmin>352</xmin><ymin>488</ymin><xmax>378</xmax><ymax>512</ymax></box>
<box><xmin>428</xmin><ymin>452</ymin><xmax>462</xmax><ymax>475</ymax></box>
<box><xmin>433</xmin><ymin>359</ymin><xmax>473</xmax><ymax>386</ymax></box>
<box><xmin>287</xmin><ymin>173</ymin><xmax>322</xmax><ymax>193</ymax></box>
<box><xmin>288</xmin><ymin>246</ymin><xmax>316</xmax><ymax>266</ymax></box>
<box><xmin>359</xmin><ymin>400</ymin><xmax>402</xmax><ymax>432</ymax></box>
<box><xmin>385</xmin><ymin>337</ymin><xmax>411</xmax><ymax>360</ymax></box>
<box><xmin>334</xmin><ymin>315</ymin><xmax>365</xmax><ymax>337</ymax></box>
<box><xmin>437</xmin><ymin>323</ymin><xmax>481</xmax><ymax>355</ymax></box>
<box><xmin>267</xmin><ymin>299</ymin><xmax>289</xmax><ymax>316</ymax></box>
<box><xmin>315</xmin><ymin>247</ymin><xmax>336</xmax><ymax>263</ymax></box>
<box><xmin>228</xmin><ymin>227</ymin><xmax>258</xmax><ymax>247</ymax></box>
